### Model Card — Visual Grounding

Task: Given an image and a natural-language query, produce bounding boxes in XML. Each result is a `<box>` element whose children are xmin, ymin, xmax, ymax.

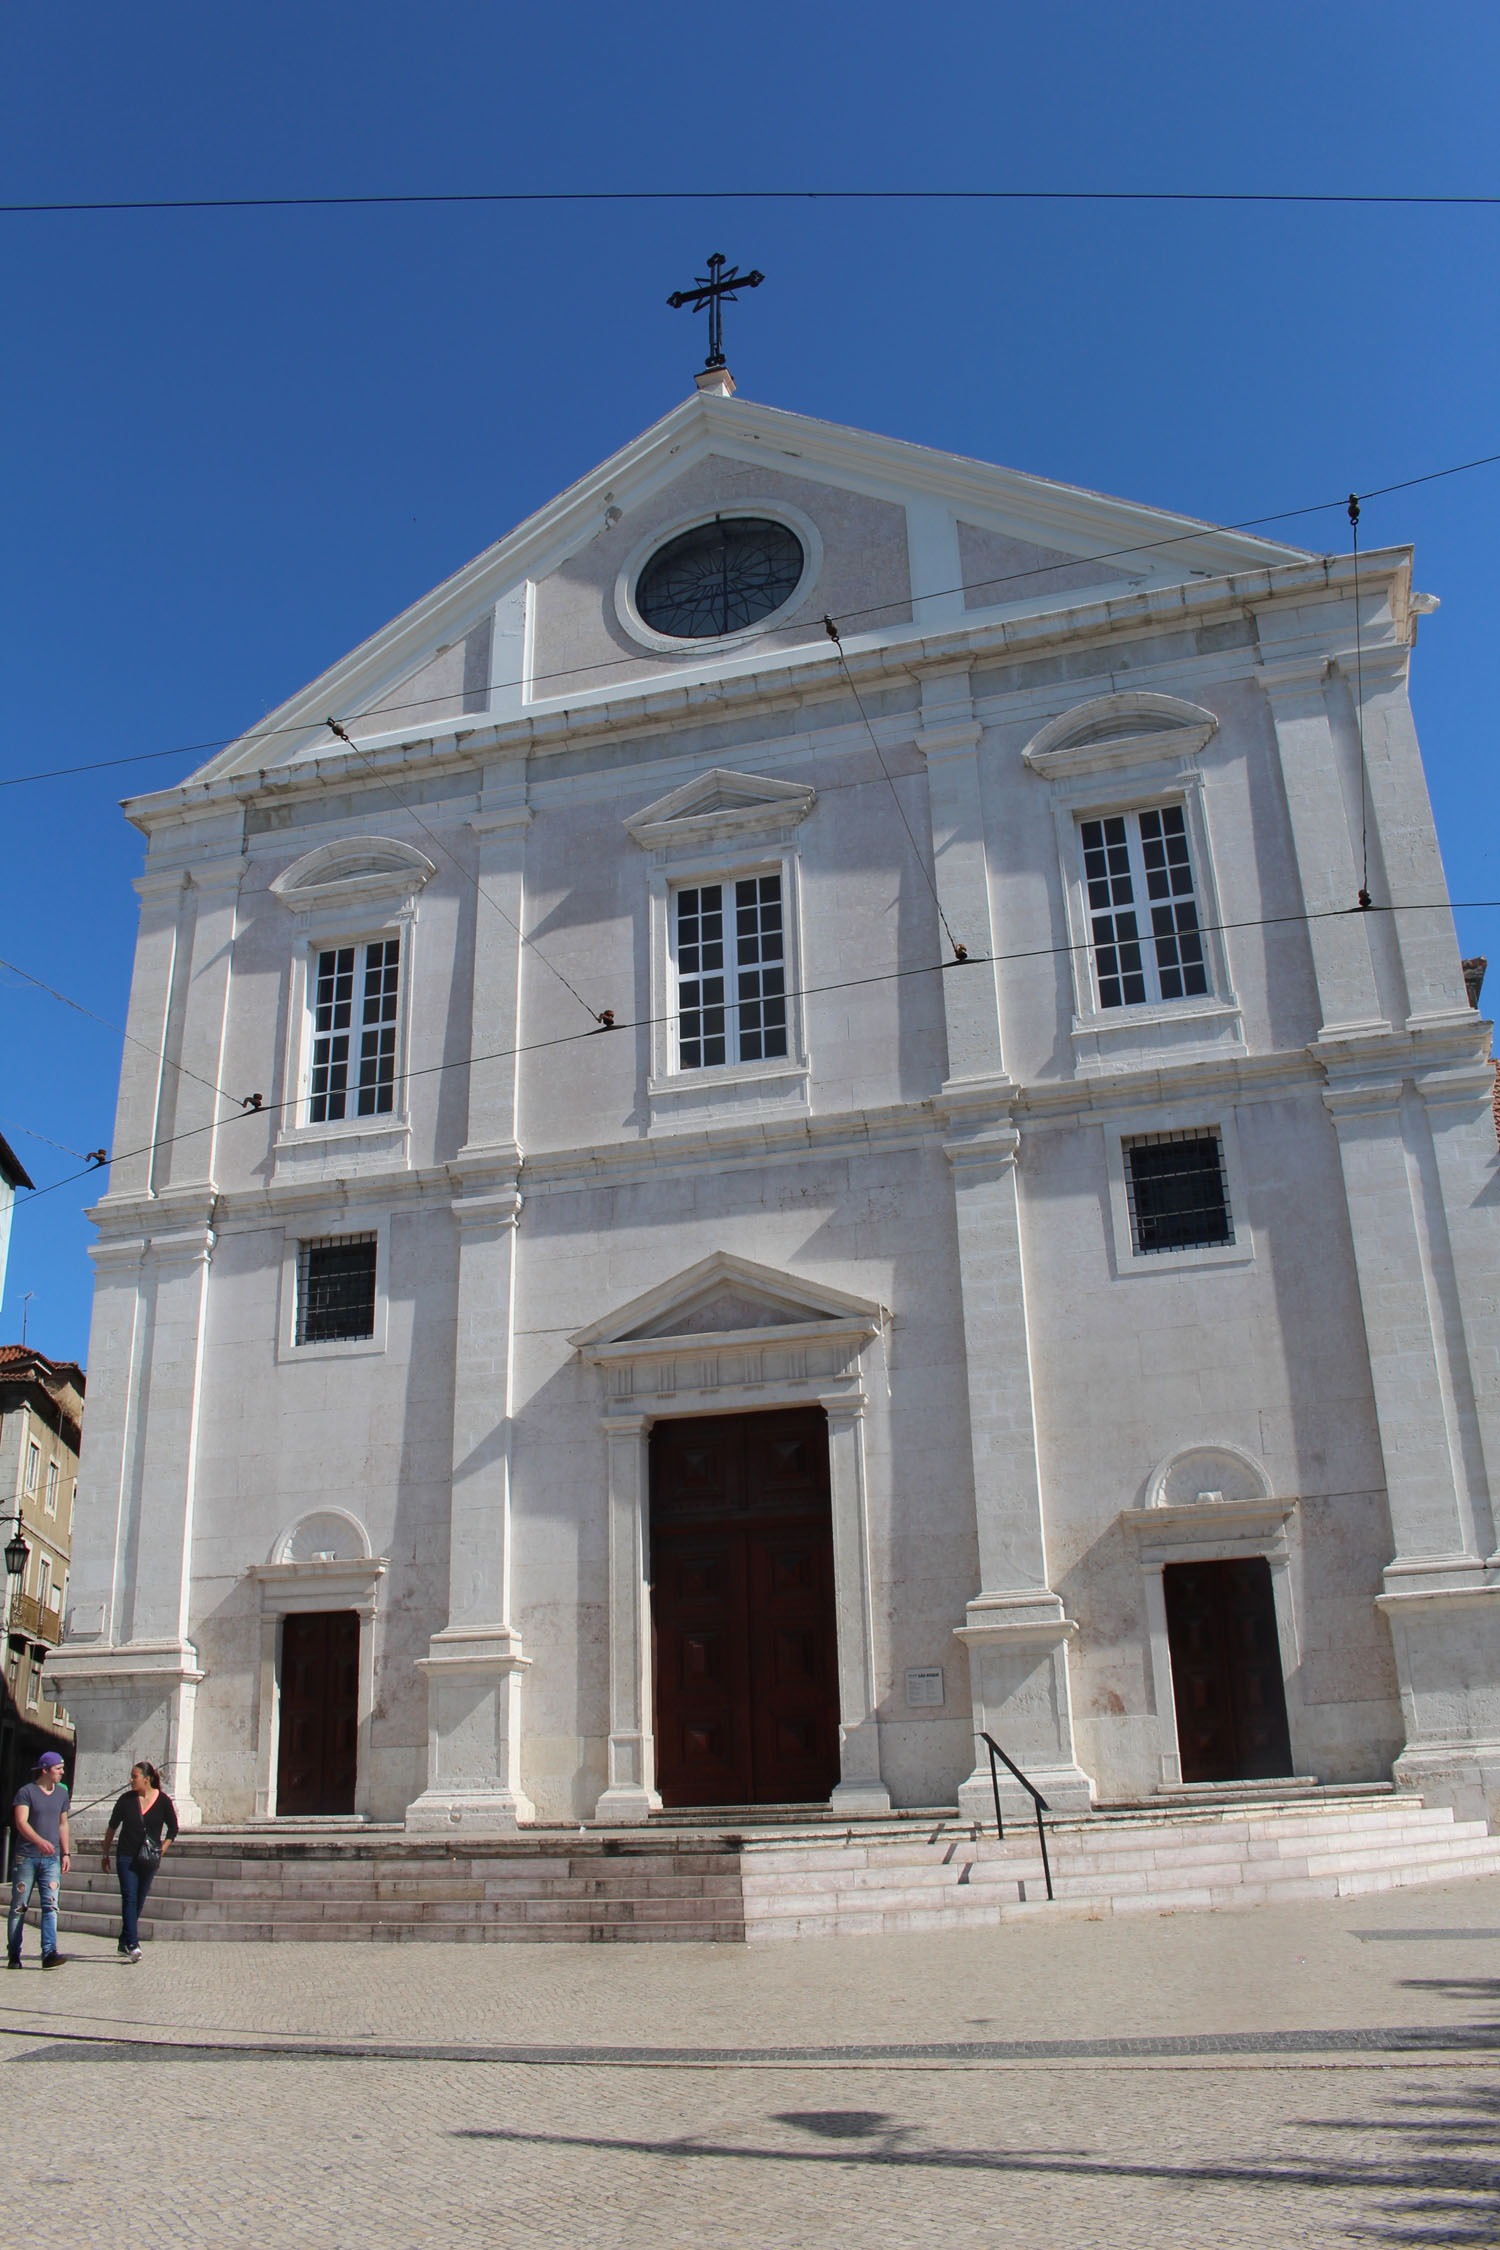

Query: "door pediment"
<box><xmin>571</xmin><ymin>1251</ymin><xmax>884</xmax><ymax>1365</ymax></box>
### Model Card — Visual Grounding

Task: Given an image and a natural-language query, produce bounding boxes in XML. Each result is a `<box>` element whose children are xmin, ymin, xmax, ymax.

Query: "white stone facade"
<box><xmin>46</xmin><ymin>391</ymin><xmax>1500</xmax><ymax>1834</ymax></box>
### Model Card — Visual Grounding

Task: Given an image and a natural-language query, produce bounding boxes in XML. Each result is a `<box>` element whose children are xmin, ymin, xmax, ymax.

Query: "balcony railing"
<box><xmin>7</xmin><ymin>1591</ymin><xmax>62</xmax><ymax>1645</ymax></box>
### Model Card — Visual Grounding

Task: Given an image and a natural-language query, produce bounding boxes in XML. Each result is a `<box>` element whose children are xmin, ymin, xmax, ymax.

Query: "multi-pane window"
<box><xmin>309</xmin><ymin>938</ymin><xmax>401</xmax><ymax>1123</ymax></box>
<box><xmin>44</xmin><ymin>1460</ymin><xmax>58</xmax><ymax>1515</ymax></box>
<box><xmin>24</xmin><ymin>1439</ymin><xmax>39</xmax><ymax>1495</ymax></box>
<box><xmin>38</xmin><ymin>1556</ymin><xmax>52</xmax><ymax>1610</ymax></box>
<box><xmin>295</xmin><ymin>1234</ymin><xmax>378</xmax><ymax>1344</ymax></box>
<box><xmin>1124</xmin><ymin>1130</ymin><xmax>1234</xmax><ymax>1255</ymax></box>
<box><xmin>675</xmin><ymin>875</ymin><xmax>788</xmax><ymax>1070</ymax></box>
<box><xmin>1080</xmin><ymin>805</ymin><xmax>1208</xmax><ymax>1010</ymax></box>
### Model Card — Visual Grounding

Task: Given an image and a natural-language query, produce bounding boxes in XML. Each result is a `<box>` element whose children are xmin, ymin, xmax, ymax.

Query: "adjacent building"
<box><xmin>50</xmin><ymin>380</ymin><xmax>1500</xmax><ymax>1836</ymax></box>
<box><xmin>1</xmin><ymin>1345</ymin><xmax>81</xmax><ymax>1813</ymax></box>
<box><xmin>0</xmin><ymin>1130</ymin><xmax>33</xmax><ymax>1308</ymax></box>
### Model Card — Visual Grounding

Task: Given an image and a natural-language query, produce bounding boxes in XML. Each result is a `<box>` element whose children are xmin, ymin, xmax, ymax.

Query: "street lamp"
<box><xmin>1</xmin><ymin>1517</ymin><xmax>28</xmax><ymax>1582</ymax></box>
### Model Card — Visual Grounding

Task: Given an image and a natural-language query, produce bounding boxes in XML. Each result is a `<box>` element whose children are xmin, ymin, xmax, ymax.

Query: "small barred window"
<box><xmin>296</xmin><ymin>1235</ymin><xmax>378</xmax><ymax>1344</ymax></box>
<box><xmin>1124</xmin><ymin>1131</ymin><xmax>1233</xmax><ymax>1255</ymax></box>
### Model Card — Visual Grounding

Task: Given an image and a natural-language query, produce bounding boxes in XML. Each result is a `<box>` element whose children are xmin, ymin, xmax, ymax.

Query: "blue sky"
<box><xmin>3</xmin><ymin>2</ymin><xmax>1498</xmax><ymax>1363</ymax></box>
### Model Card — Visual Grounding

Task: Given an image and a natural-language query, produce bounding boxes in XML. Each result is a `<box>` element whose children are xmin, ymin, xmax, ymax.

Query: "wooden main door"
<box><xmin>1164</xmin><ymin>1559</ymin><xmax>1294</xmax><ymax>1783</ymax></box>
<box><xmin>651</xmin><ymin>1408</ymin><xmax>841</xmax><ymax>1808</ymax></box>
<box><xmin>276</xmin><ymin>1610</ymin><xmax>359</xmax><ymax>1816</ymax></box>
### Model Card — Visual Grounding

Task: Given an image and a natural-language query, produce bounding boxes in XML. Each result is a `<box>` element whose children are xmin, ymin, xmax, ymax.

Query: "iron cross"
<box><xmin>667</xmin><ymin>252</ymin><xmax>764</xmax><ymax>370</ymax></box>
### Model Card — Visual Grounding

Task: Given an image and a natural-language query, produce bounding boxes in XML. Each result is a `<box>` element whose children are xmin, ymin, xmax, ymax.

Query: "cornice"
<box><xmin>123</xmin><ymin>548</ymin><xmax>1416</xmax><ymax>836</ymax></box>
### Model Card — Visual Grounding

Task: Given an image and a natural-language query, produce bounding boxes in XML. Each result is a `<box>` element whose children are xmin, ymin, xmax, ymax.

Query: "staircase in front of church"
<box><xmin>53</xmin><ymin>1787</ymin><xmax>1500</xmax><ymax>1945</ymax></box>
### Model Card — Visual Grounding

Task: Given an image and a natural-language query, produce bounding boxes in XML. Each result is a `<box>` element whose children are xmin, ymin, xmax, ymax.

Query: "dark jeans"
<box><xmin>116</xmin><ymin>1852</ymin><xmax>158</xmax><ymax>1950</ymax></box>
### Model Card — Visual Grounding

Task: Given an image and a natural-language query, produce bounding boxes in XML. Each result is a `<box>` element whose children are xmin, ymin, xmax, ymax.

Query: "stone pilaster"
<box><xmin>405</xmin><ymin>1180</ymin><xmax>534</xmax><ymax>1832</ymax></box>
<box><xmin>945</xmin><ymin>1118</ymin><xmax>1093</xmax><ymax>1822</ymax></box>
<box><xmin>1323</xmin><ymin>1048</ymin><xmax>1500</xmax><ymax>1824</ymax></box>
<box><xmin>407</xmin><ymin>787</ymin><xmax>536</xmax><ymax>1832</ymax></box>
<box><xmin>48</xmin><ymin>1218</ymin><xmax>216</xmax><ymax>1825</ymax></box>
<box><xmin>1258</xmin><ymin>657</ymin><xmax>1387</xmax><ymax>1037</ymax></box>
<box><xmin>823</xmin><ymin>1393</ymin><xmax>891</xmax><ymax>1813</ymax></box>
<box><xmin>594</xmin><ymin>1414</ymin><xmax>661</xmax><ymax>1823</ymax></box>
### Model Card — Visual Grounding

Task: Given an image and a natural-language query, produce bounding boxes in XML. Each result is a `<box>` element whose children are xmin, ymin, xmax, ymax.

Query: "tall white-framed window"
<box><xmin>38</xmin><ymin>1555</ymin><xmax>52</xmax><ymax>1610</ymax></box>
<box><xmin>268</xmin><ymin>834</ymin><xmax>435</xmax><ymax>1160</ymax></box>
<box><xmin>1080</xmin><ymin>804</ymin><xmax>1209</xmax><ymax>1011</ymax></box>
<box><xmin>24</xmin><ymin>1438</ymin><xmax>39</xmax><ymax>1496</ymax></box>
<box><xmin>624</xmin><ymin>765</ymin><xmax>816</xmax><ymax>1124</ymax></box>
<box><xmin>1023</xmin><ymin>690</ymin><xmax>1241</xmax><ymax>1076</ymax></box>
<box><xmin>44</xmin><ymin>1459</ymin><xmax>59</xmax><ymax>1515</ymax></box>
<box><xmin>674</xmin><ymin>874</ymin><xmax>789</xmax><ymax>1070</ymax></box>
<box><xmin>308</xmin><ymin>936</ymin><xmax>402</xmax><ymax>1123</ymax></box>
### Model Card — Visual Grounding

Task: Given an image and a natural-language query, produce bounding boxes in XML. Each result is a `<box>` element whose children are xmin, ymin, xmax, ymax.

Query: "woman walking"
<box><xmin>101</xmin><ymin>1762</ymin><xmax>178</xmax><ymax>1962</ymax></box>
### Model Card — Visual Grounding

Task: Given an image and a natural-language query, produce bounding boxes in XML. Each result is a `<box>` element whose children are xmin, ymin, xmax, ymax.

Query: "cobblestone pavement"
<box><xmin>4</xmin><ymin>1872</ymin><xmax>1500</xmax><ymax>2245</ymax></box>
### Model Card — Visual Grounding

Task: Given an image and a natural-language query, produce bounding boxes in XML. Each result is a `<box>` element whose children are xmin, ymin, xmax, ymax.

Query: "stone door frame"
<box><xmin>1125</xmin><ymin>1495</ymin><xmax>1300</xmax><ymax>1788</ymax></box>
<box><xmin>248</xmin><ymin>1557</ymin><xmax>387</xmax><ymax>1819</ymax></box>
<box><xmin>572</xmin><ymin>1253</ymin><xmax>891</xmax><ymax>1823</ymax></box>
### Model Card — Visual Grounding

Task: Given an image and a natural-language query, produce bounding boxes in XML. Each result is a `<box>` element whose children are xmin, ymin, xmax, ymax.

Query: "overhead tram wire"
<box><xmin>12</xmin><ymin>894</ymin><xmax>1498</xmax><ymax>1213</ymax></box>
<box><xmin>0</xmin><ymin>952</ymin><xmax>257</xmax><ymax>1115</ymax></box>
<box><xmin>320</xmin><ymin>719</ymin><xmax>611</xmax><ymax>1029</ymax></box>
<box><xmin>4</xmin><ymin>444</ymin><xmax>1500</xmax><ymax>797</ymax></box>
<box><xmin>822</xmin><ymin>615</ymin><xmax>968</xmax><ymax>962</ymax></box>
<box><xmin>6</xmin><ymin>188</ymin><xmax>1500</xmax><ymax>215</ymax></box>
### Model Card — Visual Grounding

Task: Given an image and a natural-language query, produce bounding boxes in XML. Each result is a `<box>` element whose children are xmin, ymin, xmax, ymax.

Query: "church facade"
<box><xmin>49</xmin><ymin>380</ymin><xmax>1500</xmax><ymax>1836</ymax></box>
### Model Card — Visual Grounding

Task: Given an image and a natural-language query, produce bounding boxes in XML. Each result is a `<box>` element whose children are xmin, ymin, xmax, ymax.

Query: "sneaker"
<box><xmin>40</xmin><ymin>1953</ymin><xmax>67</xmax><ymax>1969</ymax></box>
<box><xmin>126</xmin><ymin>1946</ymin><xmax>142</xmax><ymax>1964</ymax></box>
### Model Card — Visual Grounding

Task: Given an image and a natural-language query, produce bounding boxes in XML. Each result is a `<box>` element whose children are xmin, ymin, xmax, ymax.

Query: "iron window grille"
<box><xmin>296</xmin><ymin>1234</ymin><xmax>378</xmax><ymax>1344</ymax></box>
<box><xmin>675</xmin><ymin>875</ymin><xmax>789</xmax><ymax>1070</ymax></box>
<box><xmin>309</xmin><ymin>938</ymin><xmax>401</xmax><ymax>1124</ymax></box>
<box><xmin>1080</xmin><ymin>805</ymin><xmax>1208</xmax><ymax>1009</ymax></box>
<box><xmin>1124</xmin><ymin>1130</ymin><xmax>1234</xmax><ymax>1255</ymax></box>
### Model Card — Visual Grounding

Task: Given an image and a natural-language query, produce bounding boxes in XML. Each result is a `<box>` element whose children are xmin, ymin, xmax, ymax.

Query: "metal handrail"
<box><xmin>976</xmin><ymin>1731</ymin><xmax>1054</xmax><ymax>1902</ymax></box>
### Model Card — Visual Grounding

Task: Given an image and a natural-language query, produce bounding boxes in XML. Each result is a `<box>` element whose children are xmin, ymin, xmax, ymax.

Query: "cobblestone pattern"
<box><xmin>4</xmin><ymin>1873</ymin><xmax>1500</xmax><ymax>2245</ymax></box>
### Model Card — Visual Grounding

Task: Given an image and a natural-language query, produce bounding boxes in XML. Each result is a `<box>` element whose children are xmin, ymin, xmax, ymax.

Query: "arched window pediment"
<box><xmin>270</xmin><ymin>835</ymin><xmax>436</xmax><ymax>914</ymax></box>
<box><xmin>1023</xmin><ymin>691</ymin><xmax>1219</xmax><ymax>780</ymax></box>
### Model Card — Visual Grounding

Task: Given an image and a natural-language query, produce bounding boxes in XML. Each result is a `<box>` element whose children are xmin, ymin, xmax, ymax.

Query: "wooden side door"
<box><xmin>276</xmin><ymin>1610</ymin><xmax>359</xmax><ymax>1816</ymax></box>
<box><xmin>1164</xmin><ymin>1559</ymin><xmax>1293</xmax><ymax>1784</ymax></box>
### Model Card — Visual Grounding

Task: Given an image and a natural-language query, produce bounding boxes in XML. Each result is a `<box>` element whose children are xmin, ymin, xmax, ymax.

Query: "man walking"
<box><xmin>8</xmin><ymin>1750</ymin><xmax>71</xmax><ymax>1968</ymax></box>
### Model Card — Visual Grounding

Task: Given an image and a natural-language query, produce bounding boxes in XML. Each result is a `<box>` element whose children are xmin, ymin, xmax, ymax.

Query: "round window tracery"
<box><xmin>635</xmin><ymin>515</ymin><xmax>804</xmax><ymax>640</ymax></box>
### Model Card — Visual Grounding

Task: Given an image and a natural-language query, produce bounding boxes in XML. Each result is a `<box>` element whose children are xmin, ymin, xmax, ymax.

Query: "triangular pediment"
<box><xmin>162</xmin><ymin>390</ymin><xmax>1315</xmax><ymax>800</ymax></box>
<box><xmin>625</xmin><ymin>767</ymin><xmax>816</xmax><ymax>849</ymax></box>
<box><xmin>570</xmin><ymin>1252</ymin><xmax>883</xmax><ymax>1353</ymax></box>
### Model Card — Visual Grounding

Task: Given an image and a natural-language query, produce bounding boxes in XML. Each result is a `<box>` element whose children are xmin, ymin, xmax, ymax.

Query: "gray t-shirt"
<box><xmin>13</xmin><ymin>1781</ymin><xmax>68</xmax><ymax>1856</ymax></box>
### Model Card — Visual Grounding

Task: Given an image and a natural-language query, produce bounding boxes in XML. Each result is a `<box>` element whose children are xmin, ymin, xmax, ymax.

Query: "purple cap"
<box><xmin>37</xmin><ymin>1752</ymin><xmax>64</xmax><ymax>1769</ymax></box>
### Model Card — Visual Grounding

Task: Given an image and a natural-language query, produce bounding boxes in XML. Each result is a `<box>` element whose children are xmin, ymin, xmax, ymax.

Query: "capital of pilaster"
<box><xmin>944</xmin><ymin>1121</ymin><xmax>1021</xmax><ymax>1178</ymax></box>
<box><xmin>415</xmin><ymin>1624</ymin><xmax>529</xmax><ymax>1676</ymax></box>
<box><xmin>451</xmin><ymin>1178</ymin><xmax>523</xmax><ymax>1231</ymax></box>
<box><xmin>1256</xmin><ymin>654</ymin><xmax>1331</xmax><ymax>707</ymax></box>
<box><xmin>818</xmin><ymin>1390</ymin><xmax>870</xmax><ymax>1433</ymax></box>
<box><xmin>600</xmin><ymin>1411</ymin><xmax>652</xmax><ymax>1440</ymax></box>
<box><xmin>468</xmin><ymin>804</ymin><xmax>532</xmax><ymax>838</ymax></box>
<box><xmin>185</xmin><ymin>856</ymin><xmax>251</xmax><ymax>901</ymax></box>
<box><xmin>1330</xmin><ymin>643</ymin><xmax>1408</xmax><ymax>687</ymax></box>
<box><xmin>956</xmin><ymin>1589</ymin><xmax>1077</xmax><ymax>1646</ymax></box>
<box><xmin>1320</xmin><ymin>1076</ymin><xmax>1404</xmax><ymax>1124</ymax></box>
<box><xmin>132</xmin><ymin>867</ymin><xmax>188</xmax><ymax>907</ymax></box>
<box><xmin>910</xmin><ymin>719</ymin><xmax>984</xmax><ymax>760</ymax></box>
